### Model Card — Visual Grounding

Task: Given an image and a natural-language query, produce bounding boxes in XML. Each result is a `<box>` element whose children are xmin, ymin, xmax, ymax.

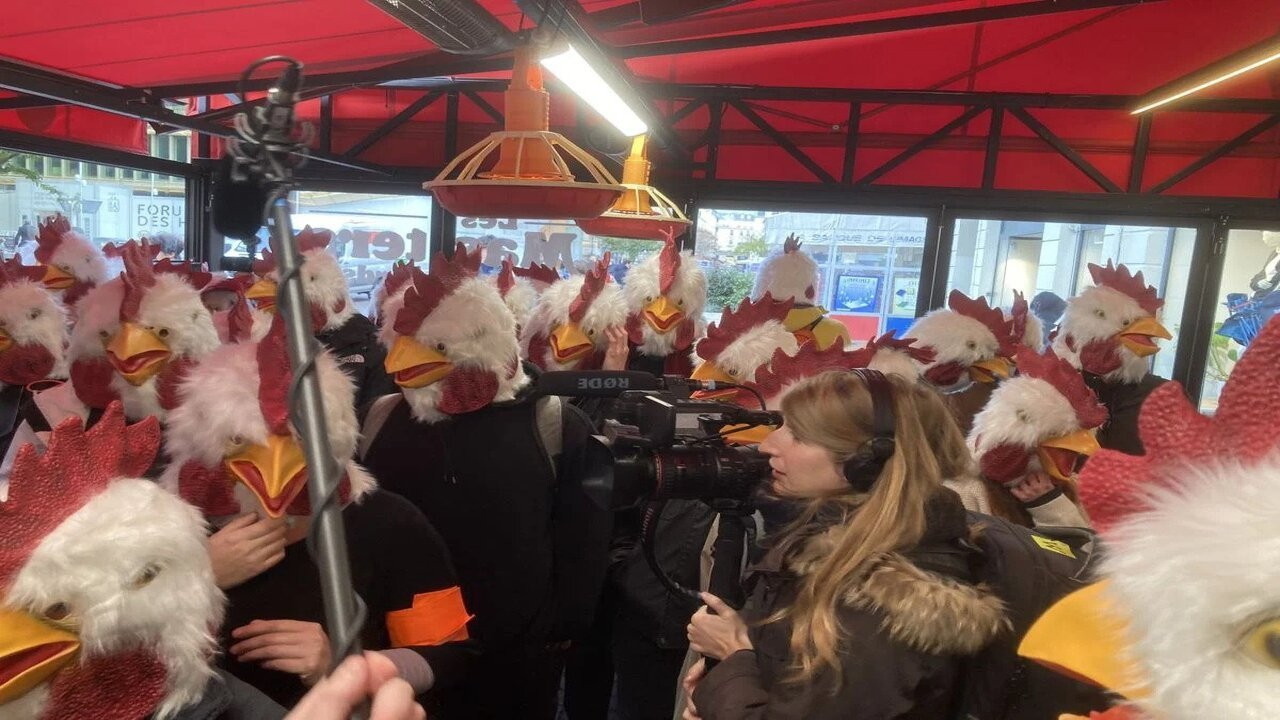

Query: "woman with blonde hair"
<box><xmin>682</xmin><ymin>369</ymin><xmax>1006</xmax><ymax>719</ymax></box>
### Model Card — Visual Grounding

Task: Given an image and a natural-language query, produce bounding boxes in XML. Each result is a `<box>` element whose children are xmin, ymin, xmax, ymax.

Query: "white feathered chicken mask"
<box><xmin>905</xmin><ymin>289</ymin><xmax>1017</xmax><ymax>390</ymax></box>
<box><xmin>0</xmin><ymin>258</ymin><xmax>68</xmax><ymax>386</ymax></box>
<box><xmin>0</xmin><ymin>403</ymin><xmax>222</xmax><ymax>720</ymax></box>
<box><xmin>371</xmin><ymin>260</ymin><xmax>419</xmax><ymax>330</ymax></box>
<box><xmin>623</xmin><ymin>232</ymin><xmax>707</xmax><ymax>369</ymax></box>
<box><xmin>163</xmin><ymin>317</ymin><xmax>374</xmax><ymax>521</ymax></box>
<box><xmin>33</xmin><ymin>214</ymin><xmax>108</xmax><ymax>308</ymax></box>
<box><xmin>496</xmin><ymin>259</ymin><xmax>557</xmax><ymax>334</ymax></box>
<box><xmin>691</xmin><ymin>293</ymin><xmax>799</xmax><ymax>407</ymax></box>
<box><xmin>522</xmin><ymin>254</ymin><xmax>626</xmax><ymax>371</ymax></box>
<box><xmin>246</xmin><ymin>227</ymin><xmax>356</xmax><ymax>333</ymax></box>
<box><xmin>68</xmin><ymin>242</ymin><xmax>219</xmax><ymax>421</ymax></box>
<box><xmin>751</xmin><ymin>234</ymin><xmax>849</xmax><ymax>350</ymax></box>
<box><xmin>1052</xmin><ymin>262</ymin><xmax>1172</xmax><ymax>383</ymax></box>
<box><xmin>1020</xmin><ymin>316</ymin><xmax>1280</xmax><ymax>720</ymax></box>
<box><xmin>381</xmin><ymin>244</ymin><xmax>527</xmax><ymax>424</ymax></box>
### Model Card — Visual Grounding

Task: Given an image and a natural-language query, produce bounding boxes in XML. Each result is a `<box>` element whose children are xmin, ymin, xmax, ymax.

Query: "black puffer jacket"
<box><xmin>692</xmin><ymin>491</ymin><xmax>1006</xmax><ymax>720</ymax></box>
<box><xmin>317</xmin><ymin>313</ymin><xmax>397</xmax><ymax>410</ymax></box>
<box><xmin>1084</xmin><ymin>372</ymin><xmax>1168</xmax><ymax>454</ymax></box>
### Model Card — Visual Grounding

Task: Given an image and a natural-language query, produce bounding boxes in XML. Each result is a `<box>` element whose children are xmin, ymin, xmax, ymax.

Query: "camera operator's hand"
<box><xmin>681</xmin><ymin>658</ymin><xmax>706</xmax><ymax>720</ymax></box>
<box><xmin>602</xmin><ymin>325</ymin><xmax>629</xmax><ymax>371</ymax></box>
<box><xmin>688</xmin><ymin>592</ymin><xmax>753</xmax><ymax>661</ymax></box>
<box><xmin>1008</xmin><ymin>471</ymin><xmax>1059</xmax><ymax>504</ymax></box>
<box><xmin>285</xmin><ymin>652</ymin><xmax>425</xmax><ymax>720</ymax></box>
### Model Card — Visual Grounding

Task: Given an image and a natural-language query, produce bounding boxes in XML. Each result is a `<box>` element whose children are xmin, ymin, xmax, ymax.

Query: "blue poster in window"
<box><xmin>833</xmin><ymin>274</ymin><xmax>882</xmax><ymax>313</ymax></box>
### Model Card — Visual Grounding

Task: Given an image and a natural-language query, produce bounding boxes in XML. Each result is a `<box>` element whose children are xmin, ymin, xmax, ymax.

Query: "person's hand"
<box><xmin>687</xmin><ymin>592</ymin><xmax>753</xmax><ymax>661</ymax></box>
<box><xmin>209</xmin><ymin>513</ymin><xmax>287</xmax><ymax>589</ymax></box>
<box><xmin>285</xmin><ymin>652</ymin><xmax>425</xmax><ymax>720</ymax></box>
<box><xmin>602</xmin><ymin>325</ymin><xmax>629</xmax><ymax>371</ymax></box>
<box><xmin>681</xmin><ymin>658</ymin><xmax>706</xmax><ymax>720</ymax></box>
<box><xmin>231</xmin><ymin>619</ymin><xmax>332</xmax><ymax>686</ymax></box>
<box><xmin>1008</xmin><ymin>471</ymin><xmax>1057</xmax><ymax>504</ymax></box>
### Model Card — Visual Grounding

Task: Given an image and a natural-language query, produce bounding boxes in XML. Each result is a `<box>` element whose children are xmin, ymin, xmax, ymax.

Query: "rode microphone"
<box><xmin>534</xmin><ymin>370</ymin><xmax>664</xmax><ymax>397</ymax></box>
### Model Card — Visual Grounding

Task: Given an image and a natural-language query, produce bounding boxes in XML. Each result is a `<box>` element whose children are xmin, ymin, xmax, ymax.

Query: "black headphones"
<box><xmin>842</xmin><ymin>368</ymin><xmax>897</xmax><ymax>492</ymax></box>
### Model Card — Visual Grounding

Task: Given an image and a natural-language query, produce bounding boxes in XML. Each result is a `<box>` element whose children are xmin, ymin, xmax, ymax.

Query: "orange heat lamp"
<box><xmin>425</xmin><ymin>44</ymin><xmax>626</xmax><ymax>220</ymax></box>
<box><xmin>576</xmin><ymin>134</ymin><xmax>692</xmax><ymax>240</ymax></box>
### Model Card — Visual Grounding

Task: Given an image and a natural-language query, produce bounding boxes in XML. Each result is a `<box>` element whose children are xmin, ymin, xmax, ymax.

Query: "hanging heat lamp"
<box><xmin>425</xmin><ymin>42</ymin><xmax>626</xmax><ymax>219</ymax></box>
<box><xmin>576</xmin><ymin>133</ymin><xmax>692</xmax><ymax>240</ymax></box>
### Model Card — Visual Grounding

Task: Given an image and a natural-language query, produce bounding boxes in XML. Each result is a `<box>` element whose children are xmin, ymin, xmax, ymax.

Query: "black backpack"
<box><xmin>954</xmin><ymin>513</ymin><xmax>1117</xmax><ymax>720</ymax></box>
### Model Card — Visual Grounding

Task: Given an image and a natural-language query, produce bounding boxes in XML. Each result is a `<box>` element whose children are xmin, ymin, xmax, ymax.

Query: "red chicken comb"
<box><xmin>153</xmin><ymin>259</ymin><xmax>213</xmax><ymax>290</ymax></box>
<box><xmin>697</xmin><ymin>292</ymin><xmax>795</xmax><ymax>363</ymax></box>
<box><xmin>227</xmin><ymin>294</ymin><xmax>256</xmax><ymax>343</ymax></box>
<box><xmin>0</xmin><ymin>402</ymin><xmax>160</xmax><ymax>588</ymax></box>
<box><xmin>782</xmin><ymin>234</ymin><xmax>802</xmax><ymax>254</ymax></box>
<box><xmin>497</xmin><ymin>259</ymin><xmax>517</xmax><ymax>298</ymax></box>
<box><xmin>949</xmin><ymin>289</ymin><xmax>1017</xmax><ymax>357</ymax></box>
<box><xmin>383</xmin><ymin>260</ymin><xmax>418</xmax><ymax>300</ymax></box>
<box><xmin>201</xmin><ymin>272</ymin><xmax>255</xmax><ymax>297</ymax></box>
<box><xmin>252</xmin><ymin>249</ymin><xmax>276</xmax><ymax>278</ymax></box>
<box><xmin>0</xmin><ymin>256</ymin><xmax>44</xmax><ymax>286</ymax></box>
<box><xmin>295</xmin><ymin>226</ymin><xmax>333</xmax><ymax>254</ymax></box>
<box><xmin>1008</xmin><ymin>290</ymin><xmax>1030</xmax><ymax>346</ymax></box>
<box><xmin>1016</xmin><ymin>348</ymin><xmax>1107</xmax><ymax>429</ymax></box>
<box><xmin>864</xmin><ymin>331</ymin><xmax>936</xmax><ymax>365</ymax></box>
<box><xmin>512</xmin><ymin>262</ymin><xmax>562</xmax><ymax>287</ymax></box>
<box><xmin>569</xmin><ymin>253</ymin><xmax>612</xmax><ymax>324</ymax></box>
<box><xmin>657</xmin><ymin>228</ymin><xmax>681</xmax><ymax>295</ymax></box>
<box><xmin>1088</xmin><ymin>261</ymin><xmax>1163</xmax><ymax>315</ymax></box>
<box><xmin>256</xmin><ymin>316</ymin><xmax>293</xmax><ymax>435</ymax></box>
<box><xmin>103</xmin><ymin>238</ymin><xmax>162</xmax><ymax>261</ymax></box>
<box><xmin>748</xmin><ymin>342</ymin><xmax>870</xmax><ymax>401</ymax></box>
<box><xmin>1078</xmin><ymin>315</ymin><xmax>1280</xmax><ymax>534</ymax></box>
<box><xmin>34</xmin><ymin>214</ymin><xmax>72</xmax><ymax>264</ymax></box>
<box><xmin>119</xmin><ymin>240</ymin><xmax>159</xmax><ymax>322</ymax></box>
<box><xmin>394</xmin><ymin>245</ymin><xmax>481</xmax><ymax>336</ymax></box>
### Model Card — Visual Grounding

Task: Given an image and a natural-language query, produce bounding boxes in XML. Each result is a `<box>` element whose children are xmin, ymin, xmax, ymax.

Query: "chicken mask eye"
<box><xmin>130</xmin><ymin>562</ymin><xmax>164</xmax><ymax>589</ymax></box>
<box><xmin>966</xmin><ymin>341</ymin><xmax>977</xmax><ymax>350</ymax></box>
<box><xmin>27</xmin><ymin>308</ymin><xmax>41</xmax><ymax>320</ymax></box>
<box><xmin>1094</xmin><ymin>309</ymin><xmax>1106</xmax><ymax>319</ymax></box>
<box><xmin>43</xmin><ymin>602</ymin><xmax>71</xmax><ymax>622</ymax></box>
<box><xmin>1243</xmin><ymin>618</ymin><xmax>1280</xmax><ymax>669</ymax></box>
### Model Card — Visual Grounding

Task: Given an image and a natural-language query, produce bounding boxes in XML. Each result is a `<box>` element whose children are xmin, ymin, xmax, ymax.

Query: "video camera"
<box><xmin>534</xmin><ymin>370</ymin><xmax>778</xmax><ymax>511</ymax></box>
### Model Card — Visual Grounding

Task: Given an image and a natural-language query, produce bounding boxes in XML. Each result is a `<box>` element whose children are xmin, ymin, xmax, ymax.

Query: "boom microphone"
<box><xmin>534</xmin><ymin>370</ymin><xmax>664</xmax><ymax>397</ymax></box>
<box><xmin>212</xmin><ymin>155</ymin><xmax>268</xmax><ymax>240</ymax></box>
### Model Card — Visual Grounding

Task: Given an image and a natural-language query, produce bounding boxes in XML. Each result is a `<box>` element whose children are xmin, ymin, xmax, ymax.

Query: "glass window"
<box><xmin>454</xmin><ymin>215</ymin><xmax>632</xmax><ymax>278</ymax></box>
<box><xmin>0</xmin><ymin>148</ymin><xmax>187</xmax><ymax>262</ymax></box>
<box><xmin>695</xmin><ymin>209</ymin><xmax>929</xmax><ymax>339</ymax></box>
<box><xmin>947</xmin><ymin>218</ymin><xmax>1195</xmax><ymax>377</ymax></box>
<box><xmin>1199</xmin><ymin>228</ymin><xmax>1280</xmax><ymax>413</ymax></box>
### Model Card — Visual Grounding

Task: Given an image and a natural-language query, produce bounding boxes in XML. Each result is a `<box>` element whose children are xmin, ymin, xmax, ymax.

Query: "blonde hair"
<box><xmin>912</xmin><ymin>383</ymin><xmax>978</xmax><ymax>482</ymax></box>
<box><xmin>772</xmin><ymin>370</ymin><xmax>945</xmax><ymax>684</ymax></box>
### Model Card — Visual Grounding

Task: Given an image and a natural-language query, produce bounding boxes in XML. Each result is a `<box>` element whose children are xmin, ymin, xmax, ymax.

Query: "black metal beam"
<box><xmin>705</xmin><ymin>102</ymin><xmax>723</xmax><ymax>180</ymax></box>
<box><xmin>1008</xmin><ymin>106</ymin><xmax>1123</xmax><ymax>193</ymax></box>
<box><xmin>174</xmin><ymin>86</ymin><xmax>347</xmax><ymax>129</ymax></box>
<box><xmin>0</xmin><ymin>127</ymin><xmax>195</xmax><ymax>177</ymax></box>
<box><xmin>0</xmin><ymin>59</ymin><xmax>392</xmax><ymax>175</ymax></box>
<box><xmin>1147</xmin><ymin>113</ymin><xmax>1280</xmax><ymax>194</ymax></box>
<box><xmin>666</xmin><ymin>99</ymin><xmax>707</xmax><ymax>127</ymax></box>
<box><xmin>462</xmin><ymin>90</ymin><xmax>503</xmax><ymax>124</ymax></box>
<box><xmin>445</xmin><ymin>91</ymin><xmax>460</xmax><ymax>158</ymax></box>
<box><xmin>1128</xmin><ymin>113</ymin><xmax>1151</xmax><ymax>192</ymax></box>
<box><xmin>1133</xmin><ymin>32</ymin><xmax>1280</xmax><ymax>114</ymax></box>
<box><xmin>729</xmin><ymin>100</ymin><xmax>837</xmax><ymax>184</ymax></box>
<box><xmin>858</xmin><ymin>105</ymin><xmax>987</xmax><ymax>186</ymax></box>
<box><xmin>983</xmin><ymin>106</ymin><xmax>1003</xmax><ymax>189</ymax></box>
<box><xmin>319</xmin><ymin>95</ymin><xmax>333</xmax><ymax>154</ymax></box>
<box><xmin>615</xmin><ymin>0</ymin><xmax>1159</xmax><ymax>59</ymax></box>
<box><xmin>342</xmin><ymin>90</ymin><xmax>445</xmax><ymax>159</ymax></box>
<box><xmin>842</xmin><ymin>102</ymin><xmax>861</xmax><ymax>185</ymax></box>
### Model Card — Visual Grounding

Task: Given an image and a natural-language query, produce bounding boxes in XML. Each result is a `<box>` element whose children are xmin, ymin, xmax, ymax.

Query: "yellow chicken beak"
<box><xmin>549</xmin><ymin>322</ymin><xmax>594</xmax><ymax>366</ymax></box>
<box><xmin>39</xmin><ymin>264</ymin><xmax>74</xmax><ymax>291</ymax></box>
<box><xmin>245</xmin><ymin>278</ymin><xmax>278</xmax><ymax>313</ymax></box>
<box><xmin>105</xmin><ymin>322</ymin><xmax>172</xmax><ymax>385</ymax></box>
<box><xmin>969</xmin><ymin>356</ymin><xmax>1014</xmax><ymax>383</ymax></box>
<box><xmin>1037</xmin><ymin>429</ymin><xmax>1102</xmax><ymax>483</ymax></box>
<box><xmin>1018</xmin><ymin>581</ymin><xmax>1151</xmax><ymax>701</ymax></box>
<box><xmin>0</xmin><ymin>608</ymin><xmax>79</xmax><ymax>705</ymax></box>
<box><xmin>719</xmin><ymin>423</ymin><xmax>775</xmax><ymax>445</ymax></box>
<box><xmin>224</xmin><ymin>433</ymin><xmax>308</xmax><ymax>519</ymax></box>
<box><xmin>0</xmin><ymin>329</ymin><xmax>12</xmax><ymax>354</ymax></box>
<box><xmin>690</xmin><ymin>361</ymin><xmax>740</xmax><ymax>400</ymax></box>
<box><xmin>1116</xmin><ymin>316</ymin><xmax>1172</xmax><ymax>357</ymax></box>
<box><xmin>643</xmin><ymin>296</ymin><xmax>684</xmax><ymax>334</ymax></box>
<box><xmin>385</xmin><ymin>336</ymin><xmax>453</xmax><ymax>389</ymax></box>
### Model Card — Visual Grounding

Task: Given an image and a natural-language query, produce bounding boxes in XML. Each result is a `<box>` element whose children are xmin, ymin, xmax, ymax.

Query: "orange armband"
<box><xmin>386</xmin><ymin>586</ymin><xmax>474</xmax><ymax>647</ymax></box>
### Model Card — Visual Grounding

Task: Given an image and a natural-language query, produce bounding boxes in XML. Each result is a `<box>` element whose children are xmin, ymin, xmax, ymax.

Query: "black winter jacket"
<box><xmin>692</xmin><ymin>491</ymin><xmax>1006</xmax><ymax>720</ymax></box>
<box><xmin>317</xmin><ymin>313</ymin><xmax>397</xmax><ymax>410</ymax></box>
<box><xmin>1084</xmin><ymin>372</ymin><xmax>1167</xmax><ymax>455</ymax></box>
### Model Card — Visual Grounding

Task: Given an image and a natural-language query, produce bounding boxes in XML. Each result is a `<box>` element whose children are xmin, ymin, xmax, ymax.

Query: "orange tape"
<box><xmin>386</xmin><ymin>587</ymin><xmax>473</xmax><ymax>647</ymax></box>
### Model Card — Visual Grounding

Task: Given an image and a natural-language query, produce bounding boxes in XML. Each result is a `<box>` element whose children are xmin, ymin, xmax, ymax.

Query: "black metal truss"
<box><xmin>1006</xmin><ymin>106</ymin><xmax>1122</xmax><ymax>193</ymax></box>
<box><xmin>0</xmin><ymin>127</ymin><xmax>196</xmax><ymax>177</ymax></box>
<box><xmin>343</xmin><ymin>90</ymin><xmax>445</xmax><ymax>159</ymax></box>
<box><xmin>1147</xmin><ymin>114</ymin><xmax>1280</xmax><ymax>194</ymax></box>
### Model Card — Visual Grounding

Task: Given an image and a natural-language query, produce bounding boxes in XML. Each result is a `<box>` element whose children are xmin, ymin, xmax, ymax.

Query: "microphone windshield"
<box><xmin>212</xmin><ymin>156</ymin><xmax>268</xmax><ymax>240</ymax></box>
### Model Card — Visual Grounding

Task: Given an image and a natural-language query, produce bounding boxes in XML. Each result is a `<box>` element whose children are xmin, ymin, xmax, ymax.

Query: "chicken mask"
<box><xmin>905</xmin><ymin>289</ymin><xmax>1018</xmax><ymax>390</ymax></box>
<box><xmin>33</xmin><ymin>214</ymin><xmax>108</xmax><ymax>308</ymax></box>
<box><xmin>246</xmin><ymin>227</ymin><xmax>356</xmax><ymax>333</ymax></box>
<box><xmin>0</xmin><ymin>258</ymin><xmax>67</xmax><ymax>386</ymax></box>
<box><xmin>623</xmin><ymin>231</ymin><xmax>707</xmax><ymax>359</ymax></box>
<box><xmin>691</xmin><ymin>293</ymin><xmax>798</xmax><ymax>407</ymax></box>
<box><xmin>522</xmin><ymin>254</ymin><xmax>626</xmax><ymax>371</ymax></box>
<box><xmin>1052</xmin><ymin>261</ymin><xmax>1172</xmax><ymax>383</ymax></box>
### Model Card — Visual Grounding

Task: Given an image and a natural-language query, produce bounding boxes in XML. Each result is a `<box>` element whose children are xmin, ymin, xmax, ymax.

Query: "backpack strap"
<box><xmin>358</xmin><ymin>393</ymin><xmax>403</xmax><ymax>460</ymax></box>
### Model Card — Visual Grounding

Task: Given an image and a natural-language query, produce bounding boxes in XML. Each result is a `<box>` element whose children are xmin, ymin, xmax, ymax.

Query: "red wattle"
<box><xmin>437</xmin><ymin>367</ymin><xmax>500</xmax><ymax>415</ymax></box>
<box><xmin>0</xmin><ymin>343</ymin><xmax>55</xmax><ymax>386</ymax></box>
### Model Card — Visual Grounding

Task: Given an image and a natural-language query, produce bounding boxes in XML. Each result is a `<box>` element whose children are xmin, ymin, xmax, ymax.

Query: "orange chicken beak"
<box><xmin>224</xmin><ymin>433</ymin><xmax>309</xmax><ymax>518</ymax></box>
<box><xmin>643</xmin><ymin>296</ymin><xmax>684</xmax><ymax>334</ymax></box>
<box><xmin>385</xmin><ymin>336</ymin><xmax>453</xmax><ymax>389</ymax></box>
<box><xmin>39</xmin><ymin>264</ymin><xmax>74</xmax><ymax>291</ymax></box>
<box><xmin>690</xmin><ymin>361</ymin><xmax>740</xmax><ymax>400</ymax></box>
<box><xmin>549</xmin><ymin>322</ymin><xmax>594</xmax><ymax>366</ymax></box>
<box><xmin>105</xmin><ymin>322</ymin><xmax>172</xmax><ymax>385</ymax></box>
<box><xmin>1116</xmin><ymin>316</ymin><xmax>1171</xmax><ymax>357</ymax></box>
<box><xmin>0</xmin><ymin>608</ymin><xmax>79</xmax><ymax>704</ymax></box>
<box><xmin>245</xmin><ymin>278</ymin><xmax>278</xmax><ymax>313</ymax></box>
<box><xmin>969</xmin><ymin>356</ymin><xmax>1014</xmax><ymax>383</ymax></box>
<box><xmin>1037</xmin><ymin>429</ymin><xmax>1102</xmax><ymax>482</ymax></box>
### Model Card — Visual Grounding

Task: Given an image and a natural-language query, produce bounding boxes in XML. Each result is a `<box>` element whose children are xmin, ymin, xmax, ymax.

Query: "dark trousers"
<box><xmin>433</xmin><ymin>643</ymin><xmax>565</xmax><ymax>720</ymax></box>
<box><xmin>563</xmin><ymin>587</ymin><xmax>616</xmax><ymax>720</ymax></box>
<box><xmin>611</xmin><ymin>621</ymin><xmax>687</xmax><ymax>720</ymax></box>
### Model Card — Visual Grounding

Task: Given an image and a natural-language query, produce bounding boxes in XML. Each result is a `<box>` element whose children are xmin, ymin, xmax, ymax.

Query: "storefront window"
<box><xmin>695</xmin><ymin>209</ymin><xmax>928</xmax><ymax>338</ymax></box>
<box><xmin>1199</xmin><ymin>228</ymin><xmax>1280</xmax><ymax>413</ymax></box>
<box><xmin>454</xmin><ymin>215</ymin><xmax>640</xmax><ymax>282</ymax></box>
<box><xmin>947</xmin><ymin>218</ymin><xmax>1195</xmax><ymax>378</ymax></box>
<box><xmin>1</xmin><ymin>149</ymin><xmax>187</xmax><ymax>262</ymax></box>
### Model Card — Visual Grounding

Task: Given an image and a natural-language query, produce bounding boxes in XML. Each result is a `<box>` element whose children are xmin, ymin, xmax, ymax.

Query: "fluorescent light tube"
<box><xmin>1133</xmin><ymin>47</ymin><xmax>1280</xmax><ymax>114</ymax></box>
<box><xmin>541</xmin><ymin>43</ymin><xmax>648</xmax><ymax>136</ymax></box>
